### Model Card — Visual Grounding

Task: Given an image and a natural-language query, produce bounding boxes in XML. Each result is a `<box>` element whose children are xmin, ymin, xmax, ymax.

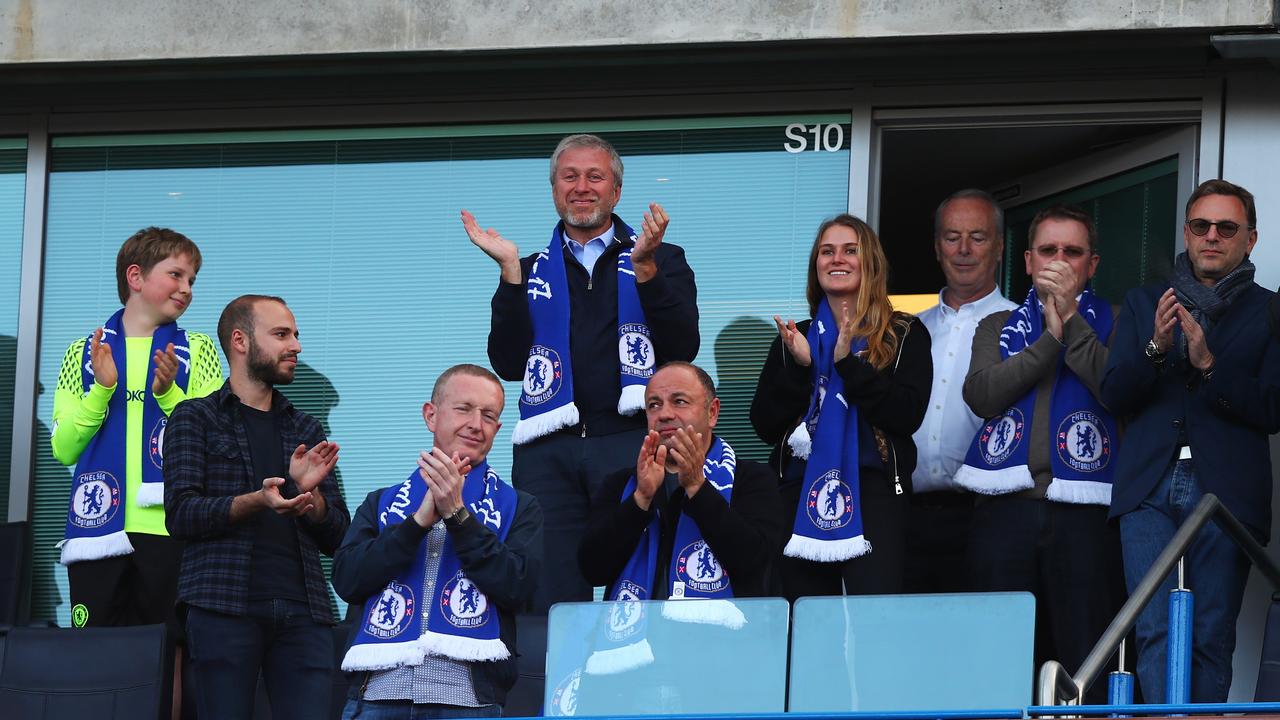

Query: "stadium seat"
<box><xmin>0</xmin><ymin>521</ymin><xmax>30</xmax><ymax>629</ymax></box>
<box><xmin>504</xmin><ymin>613</ymin><xmax>548</xmax><ymax>717</ymax></box>
<box><xmin>1255</xmin><ymin>592</ymin><xmax>1280</xmax><ymax>701</ymax></box>
<box><xmin>0</xmin><ymin>623</ymin><xmax>173</xmax><ymax>720</ymax></box>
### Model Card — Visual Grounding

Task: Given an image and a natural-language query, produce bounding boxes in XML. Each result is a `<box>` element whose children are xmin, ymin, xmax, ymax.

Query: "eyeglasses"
<box><xmin>1031</xmin><ymin>244</ymin><xmax>1090</xmax><ymax>259</ymax></box>
<box><xmin>1186</xmin><ymin>218</ymin><xmax>1251</xmax><ymax>238</ymax></box>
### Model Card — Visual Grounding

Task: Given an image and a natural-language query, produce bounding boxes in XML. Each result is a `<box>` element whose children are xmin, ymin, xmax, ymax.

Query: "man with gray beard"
<box><xmin>463</xmin><ymin>134</ymin><xmax>699</xmax><ymax>612</ymax></box>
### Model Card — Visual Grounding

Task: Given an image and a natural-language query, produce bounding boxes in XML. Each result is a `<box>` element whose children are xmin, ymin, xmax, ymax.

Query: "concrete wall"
<box><xmin>1221</xmin><ymin>66</ymin><xmax>1280</xmax><ymax>701</ymax></box>
<box><xmin>0</xmin><ymin>0</ymin><xmax>1274</xmax><ymax>64</ymax></box>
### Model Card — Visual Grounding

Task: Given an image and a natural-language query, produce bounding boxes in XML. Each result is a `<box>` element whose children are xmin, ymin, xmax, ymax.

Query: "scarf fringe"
<box><xmin>135</xmin><ymin>483</ymin><xmax>164</xmax><ymax>508</ymax></box>
<box><xmin>1046</xmin><ymin>478</ymin><xmax>1112</xmax><ymax>506</ymax></box>
<box><xmin>783</xmin><ymin>533</ymin><xmax>870</xmax><ymax>562</ymax></box>
<box><xmin>59</xmin><ymin>530</ymin><xmax>134</xmax><ymax>565</ymax></box>
<box><xmin>786</xmin><ymin>423</ymin><xmax>812</xmax><ymax>459</ymax></box>
<box><xmin>419</xmin><ymin>629</ymin><xmax>510</xmax><ymax>662</ymax></box>
<box><xmin>953</xmin><ymin>465</ymin><xmax>1034</xmax><ymax>495</ymax></box>
<box><xmin>660</xmin><ymin>599</ymin><xmax>747</xmax><ymax>629</ymax></box>
<box><xmin>512</xmin><ymin>403</ymin><xmax>580</xmax><ymax>445</ymax></box>
<box><xmin>340</xmin><ymin>640</ymin><xmax>426</xmax><ymax>672</ymax></box>
<box><xmin>584</xmin><ymin>638</ymin><xmax>654</xmax><ymax>676</ymax></box>
<box><xmin>617</xmin><ymin>384</ymin><xmax>646</xmax><ymax>416</ymax></box>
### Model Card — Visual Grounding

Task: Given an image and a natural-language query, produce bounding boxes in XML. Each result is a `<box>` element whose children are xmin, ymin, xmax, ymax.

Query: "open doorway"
<box><xmin>878</xmin><ymin>121</ymin><xmax>1199</xmax><ymax>308</ymax></box>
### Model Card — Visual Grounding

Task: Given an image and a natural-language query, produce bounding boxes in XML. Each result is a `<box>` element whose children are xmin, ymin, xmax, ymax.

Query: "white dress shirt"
<box><xmin>911</xmin><ymin>286</ymin><xmax>1017</xmax><ymax>494</ymax></box>
<box><xmin>563</xmin><ymin>223</ymin><xmax>617</xmax><ymax>277</ymax></box>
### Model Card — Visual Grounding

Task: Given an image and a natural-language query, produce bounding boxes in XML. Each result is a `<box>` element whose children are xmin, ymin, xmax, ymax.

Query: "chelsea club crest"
<box><xmin>618</xmin><ymin>324</ymin><xmax>654</xmax><ymax>377</ymax></box>
<box><xmin>148</xmin><ymin>417</ymin><xmax>167</xmax><ymax>469</ymax></box>
<box><xmin>606</xmin><ymin>580</ymin><xmax>646</xmax><ymax>642</ymax></box>
<box><xmin>806</xmin><ymin>470</ymin><xmax>854</xmax><ymax>531</ymax></box>
<box><xmin>1056</xmin><ymin>410</ymin><xmax>1111</xmax><ymax>472</ymax></box>
<box><xmin>442</xmin><ymin>572</ymin><xmax>489</xmax><ymax>629</ymax></box>
<box><xmin>979</xmin><ymin>408</ymin><xmax>1025</xmax><ymax>466</ymax></box>
<box><xmin>676</xmin><ymin>540</ymin><xmax>729</xmax><ymax>594</ymax></box>
<box><xmin>364</xmin><ymin>581</ymin><xmax>415</xmax><ymax>639</ymax></box>
<box><xmin>70</xmin><ymin>471</ymin><xmax>121</xmax><ymax>529</ymax></box>
<box><xmin>522</xmin><ymin>345</ymin><xmax>564</xmax><ymax>405</ymax></box>
<box><xmin>548</xmin><ymin>668</ymin><xmax>582</xmax><ymax>717</ymax></box>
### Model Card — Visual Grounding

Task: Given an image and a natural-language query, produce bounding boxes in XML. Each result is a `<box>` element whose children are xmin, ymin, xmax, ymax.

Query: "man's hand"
<box><xmin>90</xmin><ymin>328</ymin><xmax>118</xmax><ymax>389</ymax></box>
<box><xmin>1176</xmin><ymin>305</ymin><xmax>1215</xmax><ymax>371</ymax></box>
<box><xmin>412</xmin><ymin>482</ymin><xmax>438</xmax><ymax>528</ymax></box>
<box><xmin>461</xmin><ymin>209</ymin><xmax>522</xmax><ymax>284</ymax></box>
<box><xmin>1042</xmin><ymin>289</ymin><xmax>1064</xmax><ymax>342</ymax></box>
<box><xmin>260</xmin><ymin>477</ymin><xmax>315</xmax><ymax>517</ymax></box>
<box><xmin>418</xmin><ymin>448</ymin><xmax>470</xmax><ymax>519</ymax></box>
<box><xmin>773</xmin><ymin>315</ymin><xmax>812</xmax><ymax>367</ymax></box>
<box><xmin>1036</xmin><ymin>260</ymin><xmax>1080</xmax><ymax>323</ymax></box>
<box><xmin>289</xmin><ymin>441</ymin><xmax>339</xmax><ymax>494</ymax></box>
<box><xmin>152</xmin><ymin>343</ymin><xmax>179</xmax><ymax>396</ymax></box>
<box><xmin>633</xmin><ymin>430</ymin><xmax>667</xmax><ymax>511</ymax></box>
<box><xmin>1152</xmin><ymin>288</ymin><xmax>1179</xmax><ymax>354</ymax></box>
<box><xmin>832</xmin><ymin>300</ymin><xmax>857</xmax><ymax>363</ymax></box>
<box><xmin>630</xmin><ymin>203</ymin><xmax>668</xmax><ymax>283</ymax></box>
<box><xmin>667</xmin><ymin>426</ymin><xmax>708</xmax><ymax>497</ymax></box>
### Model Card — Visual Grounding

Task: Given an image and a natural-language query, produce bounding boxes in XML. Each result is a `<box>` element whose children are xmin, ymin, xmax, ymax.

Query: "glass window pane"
<box><xmin>33</xmin><ymin>117</ymin><xmax>850</xmax><ymax>625</ymax></box>
<box><xmin>0</xmin><ymin>140</ymin><xmax>26</xmax><ymax>523</ymax></box>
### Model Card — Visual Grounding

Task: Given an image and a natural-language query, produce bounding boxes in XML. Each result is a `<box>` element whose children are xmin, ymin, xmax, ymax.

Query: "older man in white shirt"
<box><xmin>906</xmin><ymin>189</ymin><xmax>1016</xmax><ymax>593</ymax></box>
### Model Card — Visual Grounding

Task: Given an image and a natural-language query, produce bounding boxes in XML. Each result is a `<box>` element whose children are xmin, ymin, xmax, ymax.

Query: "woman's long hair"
<box><xmin>804</xmin><ymin>214</ymin><xmax>910</xmax><ymax>370</ymax></box>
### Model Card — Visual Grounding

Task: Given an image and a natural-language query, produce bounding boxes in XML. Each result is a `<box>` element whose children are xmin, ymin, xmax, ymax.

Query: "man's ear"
<box><xmin>423</xmin><ymin>402</ymin><xmax>438</xmax><ymax>433</ymax></box>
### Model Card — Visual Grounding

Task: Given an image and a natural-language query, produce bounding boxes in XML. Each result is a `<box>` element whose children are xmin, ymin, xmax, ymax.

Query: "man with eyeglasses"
<box><xmin>1103</xmin><ymin>179</ymin><xmax>1280</xmax><ymax>703</ymax></box>
<box><xmin>958</xmin><ymin>204</ymin><xmax>1124</xmax><ymax>703</ymax></box>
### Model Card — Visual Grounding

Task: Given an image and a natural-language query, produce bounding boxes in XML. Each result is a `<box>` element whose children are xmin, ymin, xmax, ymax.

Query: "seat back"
<box><xmin>789</xmin><ymin>592</ymin><xmax>1035</xmax><ymax>713</ymax></box>
<box><xmin>1255</xmin><ymin>592</ymin><xmax>1280</xmax><ymax>701</ymax></box>
<box><xmin>544</xmin><ymin>598</ymin><xmax>790</xmax><ymax>717</ymax></box>
<box><xmin>0</xmin><ymin>623</ymin><xmax>173</xmax><ymax>720</ymax></box>
<box><xmin>0</xmin><ymin>521</ymin><xmax>30</xmax><ymax>628</ymax></box>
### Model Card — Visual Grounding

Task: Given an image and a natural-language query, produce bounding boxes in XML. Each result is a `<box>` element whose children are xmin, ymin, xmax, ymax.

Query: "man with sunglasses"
<box><xmin>959</xmin><ymin>204</ymin><xmax>1124</xmax><ymax>703</ymax></box>
<box><xmin>1103</xmin><ymin>179</ymin><xmax>1280</xmax><ymax>703</ymax></box>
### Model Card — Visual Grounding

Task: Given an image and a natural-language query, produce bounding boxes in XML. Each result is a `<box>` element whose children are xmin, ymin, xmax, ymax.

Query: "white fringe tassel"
<box><xmin>419</xmin><ymin>629</ymin><xmax>510</xmax><ymax>662</ymax></box>
<box><xmin>135</xmin><ymin>483</ymin><xmax>164</xmax><ymax>508</ymax></box>
<box><xmin>59</xmin><ymin>530</ymin><xmax>134</xmax><ymax>565</ymax></box>
<box><xmin>512</xmin><ymin>403</ymin><xmax>580</xmax><ymax>445</ymax></box>
<box><xmin>783</xmin><ymin>533</ymin><xmax>871</xmax><ymax>562</ymax></box>
<box><xmin>617</xmin><ymin>384</ymin><xmax>646</xmax><ymax>416</ymax></box>
<box><xmin>952</xmin><ymin>465</ymin><xmax>1034</xmax><ymax>495</ymax></box>
<box><xmin>787</xmin><ymin>424</ymin><xmax>812</xmax><ymax>459</ymax></box>
<box><xmin>660</xmin><ymin>599</ymin><xmax>747</xmax><ymax>629</ymax></box>
<box><xmin>341</xmin><ymin>640</ymin><xmax>426</xmax><ymax>672</ymax></box>
<box><xmin>1045</xmin><ymin>478</ymin><xmax>1111</xmax><ymax>506</ymax></box>
<box><xmin>585</xmin><ymin>638</ymin><xmax>654</xmax><ymax>675</ymax></box>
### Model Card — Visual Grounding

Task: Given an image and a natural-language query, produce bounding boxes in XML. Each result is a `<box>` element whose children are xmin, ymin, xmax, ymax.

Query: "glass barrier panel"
<box><xmin>546</xmin><ymin>597</ymin><xmax>790</xmax><ymax>716</ymax></box>
<box><xmin>789</xmin><ymin>592</ymin><xmax>1035</xmax><ymax>712</ymax></box>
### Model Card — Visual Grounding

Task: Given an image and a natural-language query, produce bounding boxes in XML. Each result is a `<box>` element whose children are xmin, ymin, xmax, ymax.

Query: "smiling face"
<box><xmin>1184</xmin><ymin>193</ymin><xmax>1258</xmax><ymax>285</ymax></box>
<box><xmin>243</xmin><ymin>300</ymin><xmax>301</xmax><ymax>386</ymax></box>
<box><xmin>814</xmin><ymin>223</ymin><xmax>862</xmax><ymax>301</ymax></box>
<box><xmin>424</xmin><ymin>373</ymin><xmax>504</xmax><ymax>464</ymax></box>
<box><xmin>645</xmin><ymin>365</ymin><xmax>719</xmax><ymax>464</ymax></box>
<box><xmin>935</xmin><ymin>197</ymin><xmax>1001</xmax><ymax>302</ymax></box>
<box><xmin>551</xmin><ymin>146</ymin><xmax>621</xmax><ymax>237</ymax></box>
<box><xmin>131</xmin><ymin>252</ymin><xmax>197</xmax><ymax>324</ymax></box>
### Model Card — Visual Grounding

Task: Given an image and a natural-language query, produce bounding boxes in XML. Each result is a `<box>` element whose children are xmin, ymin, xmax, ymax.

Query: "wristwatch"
<box><xmin>1144</xmin><ymin>338</ymin><xmax>1167</xmax><ymax>364</ymax></box>
<box><xmin>443</xmin><ymin>505</ymin><xmax>471</xmax><ymax>528</ymax></box>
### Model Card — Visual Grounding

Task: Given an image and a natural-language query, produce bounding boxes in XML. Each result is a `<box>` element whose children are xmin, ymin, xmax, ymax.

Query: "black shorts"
<box><xmin>67</xmin><ymin>532</ymin><xmax>183</xmax><ymax>632</ymax></box>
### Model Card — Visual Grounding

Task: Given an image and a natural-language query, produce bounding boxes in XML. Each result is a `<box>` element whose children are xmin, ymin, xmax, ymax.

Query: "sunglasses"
<box><xmin>1186</xmin><ymin>218</ymin><xmax>1251</xmax><ymax>238</ymax></box>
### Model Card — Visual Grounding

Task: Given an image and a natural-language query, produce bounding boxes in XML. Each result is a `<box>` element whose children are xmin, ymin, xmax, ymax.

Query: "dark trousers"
<box><xmin>968</xmin><ymin>496</ymin><xmax>1125</xmax><ymax>705</ymax></box>
<box><xmin>185</xmin><ymin>599</ymin><xmax>334</xmax><ymax>720</ymax></box>
<box><xmin>67</xmin><ymin>531</ymin><xmax>184</xmax><ymax>629</ymax></box>
<box><xmin>513</xmin><ymin>427</ymin><xmax>645</xmax><ymax>613</ymax></box>
<box><xmin>904</xmin><ymin>491</ymin><xmax>974</xmax><ymax>594</ymax></box>
<box><xmin>778</xmin><ymin>469</ymin><xmax>908</xmax><ymax>600</ymax></box>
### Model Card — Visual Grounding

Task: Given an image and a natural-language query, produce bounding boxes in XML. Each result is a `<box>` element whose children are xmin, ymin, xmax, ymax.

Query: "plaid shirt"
<box><xmin>163</xmin><ymin>384</ymin><xmax>349</xmax><ymax>624</ymax></box>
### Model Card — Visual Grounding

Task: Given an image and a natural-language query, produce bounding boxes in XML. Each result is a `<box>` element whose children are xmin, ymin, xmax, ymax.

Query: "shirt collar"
<box><xmin>561</xmin><ymin>222</ymin><xmax>617</xmax><ymax>250</ymax></box>
<box><xmin>937</xmin><ymin>285</ymin><xmax>1007</xmax><ymax>316</ymax></box>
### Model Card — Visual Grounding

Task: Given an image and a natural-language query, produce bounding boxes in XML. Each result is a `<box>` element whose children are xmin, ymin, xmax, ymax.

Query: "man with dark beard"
<box><xmin>462</xmin><ymin>134</ymin><xmax>700</xmax><ymax>611</ymax></box>
<box><xmin>164</xmin><ymin>294</ymin><xmax>350</xmax><ymax>720</ymax></box>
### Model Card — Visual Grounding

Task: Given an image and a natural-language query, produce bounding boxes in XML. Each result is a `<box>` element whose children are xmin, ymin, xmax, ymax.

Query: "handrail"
<box><xmin>1038</xmin><ymin>492</ymin><xmax>1280</xmax><ymax>705</ymax></box>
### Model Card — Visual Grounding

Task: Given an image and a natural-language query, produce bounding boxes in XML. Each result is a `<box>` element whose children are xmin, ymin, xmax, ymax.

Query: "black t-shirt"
<box><xmin>240</xmin><ymin>403</ymin><xmax>307</xmax><ymax>602</ymax></box>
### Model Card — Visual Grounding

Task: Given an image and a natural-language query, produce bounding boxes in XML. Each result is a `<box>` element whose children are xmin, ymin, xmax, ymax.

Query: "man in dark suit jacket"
<box><xmin>1102</xmin><ymin>179</ymin><xmax>1280</xmax><ymax>703</ymax></box>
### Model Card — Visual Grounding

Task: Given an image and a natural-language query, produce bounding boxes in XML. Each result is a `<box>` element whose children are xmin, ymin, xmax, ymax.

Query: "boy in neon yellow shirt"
<box><xmin>52</xmin><ymin>227</ymin><xmax>223</xmax><ymax>628</ymax></box>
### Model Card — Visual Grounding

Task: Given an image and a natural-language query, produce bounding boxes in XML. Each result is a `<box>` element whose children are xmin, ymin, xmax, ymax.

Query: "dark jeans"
<box><xmin>968</xmin><ymin>496</ymin><xmax>1125</xmax><ymax>705</ymax></box>
<box><xmin>904</xmin><ymin>491</ymin><xmax>974</xmax><ymax>594</ymax></box>
<box><xmin>342</xmin><ymin>699</ymin><xmax>501</xmax><ymax>719</ymax></box>
<box><xmin>1119</xmin><ymin>459</ymin><xmax>1250</xmax><ymax>703</ymax></box>
<box><xmin>513</xmin><ymin>427</ymin><xmax>645</xmax><ymax>613</ymax></box>
<box><xmin>185</xmin><ymin>599</ymin><xmax>334</xmax><ymax>720</ymax></box>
